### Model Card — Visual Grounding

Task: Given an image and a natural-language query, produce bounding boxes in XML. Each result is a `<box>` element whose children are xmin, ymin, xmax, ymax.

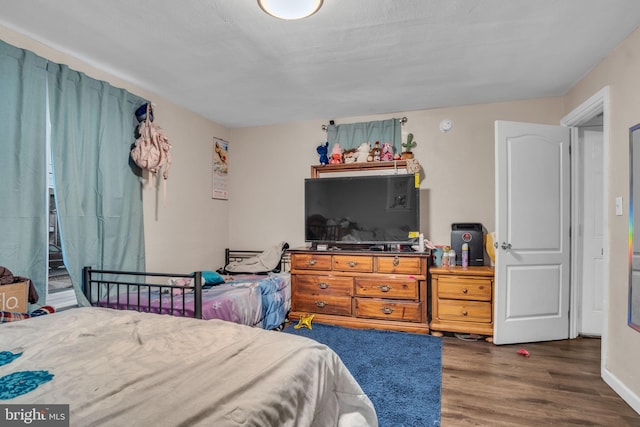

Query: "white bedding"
<box><xmin>0</xmin><ymin>307</ymin><xmax>377</xmax><ymax>427</ymax></box>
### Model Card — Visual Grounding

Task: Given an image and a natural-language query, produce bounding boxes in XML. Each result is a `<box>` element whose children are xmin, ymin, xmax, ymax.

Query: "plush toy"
<box><xmin>355</xmin><ymin>142</ymin><xmax>371</xmax><ymax>163</ymax></box>
<box><xmin>368</xmin><ymin>141</ymin><xmax>382</xmax><ymax>162</ymax></box>
<box><xmin>381</xmin><ymin>142</ymin><xmax>394</xmax><ymax>161</ymax></box>
<box><xmin>343</xmin><ymin>148</ymin><xmax>357</xmax><ymax>163</ymax></box>
<box><xmin>167</xmin><ymin>278</ymin><xmax>194</xmax><ymax>295</ymax></box>
<box><xmin>316</xmin><ymin>141</ymin><xmax>329</xmax><ymax>165</ymax></box>
<box><xmin>294</xmin><ymin>313</ymin><xmax>315</xmax><ymax>329</ymax></box>
<box><xmin>329</xmin><ymin>143</ymin><xmax>343</xmax><ymax>164</ymax></box>
<box><xmin>401</xmin><ymin>133</ymin><xmax>417</xmax><ymax>160</ymax></box>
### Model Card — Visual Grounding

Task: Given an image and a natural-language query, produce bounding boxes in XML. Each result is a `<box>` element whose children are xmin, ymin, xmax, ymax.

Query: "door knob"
<box><xmin>501</xmin><ymin>242</ymin><xmax>512</xmax><ymax>250</ymax></box>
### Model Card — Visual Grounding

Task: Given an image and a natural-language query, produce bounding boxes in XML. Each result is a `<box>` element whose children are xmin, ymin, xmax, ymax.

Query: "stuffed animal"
<box><xmin>368</xmin><ymin>141</ymin><xmax>382</xmax><ymax>162</ymax></box>
<box><xmin>294</xmin><ymin>313</ymin><xmax>315</xmax><ymax>330</ymax></box>
<box><xmin>330</xmin><ymin>143</ymin><xmax>343</xmax><ymax>164</ymax></box>
<box><xmin>167</xmin><ymin>278</ymin><xmax>194</xmax><ymax>295</ymax></box>
<box><xmin>355</xmin><ymin>142</ymin><xmax>371</xmax><ymax>163</ymax></box>
<box><xmin>317</xmin><ymin>141</ymin><xmax>329</xmax><ymax>165</ymax></box>
<box><xmin>381</xmin><ymin>142</ymin><xmax>394</xmax><ymax>161</ymax></box>
<box><xmin>343</xmin><ymin>148</ymin><xmax>357</xmax><ymax>163</ymax></box>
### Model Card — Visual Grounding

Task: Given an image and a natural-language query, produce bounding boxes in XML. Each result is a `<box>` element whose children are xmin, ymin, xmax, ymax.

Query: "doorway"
<box><xmin>574</xmin><ymin>116</ymin><xmax>605</xmax><ymax>336</ymax></box>
<box><xmin>561</xmin><ymin>87</ymin><xmax>609</xmax><ymax>343</ymax></box>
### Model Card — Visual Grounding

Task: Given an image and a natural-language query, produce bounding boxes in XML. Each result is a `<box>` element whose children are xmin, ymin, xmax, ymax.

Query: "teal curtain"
<box><xmin>47</xmin><ymin>63</ymin><xmax>147</xmax><ymax>306</ymax></box>
<box><xmin>0</xmin><ymin>40</ymin><xmax>48</xmax><ymax>307</ymax></box>
<box><xmin>327</xmin><ymin>118</ymin><xmax>402</xmax><ymax>153</ymax></box>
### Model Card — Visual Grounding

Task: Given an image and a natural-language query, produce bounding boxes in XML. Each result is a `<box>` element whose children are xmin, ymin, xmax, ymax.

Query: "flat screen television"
<box><xmin>305</xmin><ymin>174</ymin><xmax>420</xmax><ymax>246</ymax></box>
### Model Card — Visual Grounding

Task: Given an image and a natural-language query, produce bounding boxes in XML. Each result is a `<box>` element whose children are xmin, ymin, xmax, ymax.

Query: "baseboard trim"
<box><xmin>603</xmin><ymin>366</ymin><xmax>640</xmax><ymax>415</ymax></box>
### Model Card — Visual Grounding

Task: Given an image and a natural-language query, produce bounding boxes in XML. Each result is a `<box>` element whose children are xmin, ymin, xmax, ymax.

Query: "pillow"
<box><xmin>201</xmin><ymin>270</ymin><xmax>225</xmax><ymax>287</ymax></box>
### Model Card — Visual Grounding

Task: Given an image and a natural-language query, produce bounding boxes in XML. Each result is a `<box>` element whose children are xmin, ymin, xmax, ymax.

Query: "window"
<box><xmin>46</xmin><ymin>96</ymin><xmax>75</xmax><ymax>308</ymax></box>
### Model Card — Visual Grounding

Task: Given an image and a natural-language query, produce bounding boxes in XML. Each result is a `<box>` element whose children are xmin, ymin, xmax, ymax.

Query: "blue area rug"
<box><xmin>285</xmin><ymin>323</ymin><xmax>442</xmax><ymax>427</ymax></box>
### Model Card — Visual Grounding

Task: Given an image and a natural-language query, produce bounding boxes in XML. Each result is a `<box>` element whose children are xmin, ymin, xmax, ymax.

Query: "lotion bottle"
<box><xmin>462</xmin><ymin>243</ymin><xmax>469</xmax><ymax>268</ymax></box>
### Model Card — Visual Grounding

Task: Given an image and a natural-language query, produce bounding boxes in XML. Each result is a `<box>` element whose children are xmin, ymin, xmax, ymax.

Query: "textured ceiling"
<box><xmin>1</xmin><ymin>0</ymin><xmax>640</xmax><ymax>128</ymax></box>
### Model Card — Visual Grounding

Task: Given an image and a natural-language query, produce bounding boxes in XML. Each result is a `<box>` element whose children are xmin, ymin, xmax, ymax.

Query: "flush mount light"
<box><xmin>258</xmin><ymin>0</ymin><xmax>323</xmax><ymax>20</ymax></box>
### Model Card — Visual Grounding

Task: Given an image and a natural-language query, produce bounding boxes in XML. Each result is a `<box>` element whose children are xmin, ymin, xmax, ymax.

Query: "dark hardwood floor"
<box><xmin>440</xmin><ymin>336</ymin><xmax>640</xmax><ymax>426</ymax></box>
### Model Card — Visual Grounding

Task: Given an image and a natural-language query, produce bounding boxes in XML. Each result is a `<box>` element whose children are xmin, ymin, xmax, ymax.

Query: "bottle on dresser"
<box><xmin>442</xmin><ymin>248</ymin><xmax>450</xmax><ymax>267</ymax></box>
<box><xmin>462</xmin><ymin>243</ymin><xmax>469</xmax><ymax>268</ymax></box>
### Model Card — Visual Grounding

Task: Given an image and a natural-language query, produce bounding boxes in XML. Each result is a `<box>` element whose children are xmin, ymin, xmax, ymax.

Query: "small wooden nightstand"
<box><xmin>429</xmin><ymin>266</ymin><xmax>494</xmax><ymax>342</ymax></box>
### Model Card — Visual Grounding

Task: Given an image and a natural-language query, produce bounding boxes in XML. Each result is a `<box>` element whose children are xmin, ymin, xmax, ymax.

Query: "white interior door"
<box><xmin>494</xmin><ymin>121</ymin><xmax>571</xmax><ymax>345</ymax></box>
<box><xmin>579</xmin><ymin>128</ymin><xmax>605</xmax><ymax>335</ymax></box>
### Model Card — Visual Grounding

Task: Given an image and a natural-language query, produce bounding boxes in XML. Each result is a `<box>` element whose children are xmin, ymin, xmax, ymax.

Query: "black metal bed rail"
<box><xmin>224</xmin><ymin>248</ymin><xmax>290</xmax><ymax>273</ymax></box>
<box><xmin>83</xmin><ymin>267</ymin><xmax>203</xmax><ymax>319</ymax></box>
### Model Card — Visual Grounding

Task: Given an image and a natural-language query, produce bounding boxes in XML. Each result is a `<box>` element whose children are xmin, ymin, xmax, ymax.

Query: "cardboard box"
<box><xmin>0</xmin><ymin>281</ymin><xmax>28</xmax><ymax>313</ymax></box>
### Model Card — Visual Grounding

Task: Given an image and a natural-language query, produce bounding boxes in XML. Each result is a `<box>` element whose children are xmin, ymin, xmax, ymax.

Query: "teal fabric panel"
<box><xmin>201</xmin><ymin>270</ymin><xmax>225</xmax><ymax>286</ymax></box>
<box><xmin>327</xmin><ymin>118</ymin><xmax>402</xmax><ymax>154</ymax></box>
<box><xmin>0</xmin><ymin>40</ymin><xmax>48</xmax><ymax>306</ymax></box>
<box><xmin>47</xmin><ymin>63</ymin><xmax>147</xmax><ymax>306</ymax></box>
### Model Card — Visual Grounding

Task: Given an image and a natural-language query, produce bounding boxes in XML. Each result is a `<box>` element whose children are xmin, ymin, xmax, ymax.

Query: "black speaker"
<box><xmin>451</xmin><ymin>223</ymin><xmax>484</xmax><ymax>266</ymax></box>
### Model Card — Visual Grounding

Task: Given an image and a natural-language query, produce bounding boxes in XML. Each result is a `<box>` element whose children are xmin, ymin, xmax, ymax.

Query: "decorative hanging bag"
<box><xmin>130</xmin><ymin>103</ymin><xmax>172</xmax><ymax>201</ymax></box>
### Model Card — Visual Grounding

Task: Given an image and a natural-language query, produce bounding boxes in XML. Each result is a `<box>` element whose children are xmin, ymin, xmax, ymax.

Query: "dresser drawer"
<box><xmin>291</xmin><ymin>253</ymin><xmax>332</xmax><ymax>271</ymax></box>
<box><xmin>437</xmin><ymin>277</ymin><xmax>492</xmax><ymax>301</ymax></box>
<box><xmin>355</xmin><ymin>298</ymin><xmax>422</xmax><ymax>322</ymax></box>
<box><xmin>437</xmin><ymin>299</ymin><xmax>492</xmax><ymax>323</ymax></box>
<box><xmin>376</xmin><ymin>256</ymin><xmax>422</xmax><ymax>274</ymax></box>
<box><xmin>332</xmin><ymin>255</ymin><xmax>373</xmax><ymax>273</ymax></box>
<box><xmin>293</xmin><ymin>275</ymin><xmax>353</xmax><ymax>297</ymax></box>
<box><xmin>354</xmin><ymin>277</ymin><xmax>418</xmax><ymax>299</ymax></box>
<box><xmin>293</xmin><ymin>293</ymin><xmax>352</xmax><ymax>316</ymax></box>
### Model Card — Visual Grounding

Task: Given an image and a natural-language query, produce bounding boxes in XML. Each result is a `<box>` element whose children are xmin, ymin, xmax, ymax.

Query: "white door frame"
<box><xmin>560</xmin><ymin>86</ymin><xmax>610</xmax><ymax>366</ymax></box>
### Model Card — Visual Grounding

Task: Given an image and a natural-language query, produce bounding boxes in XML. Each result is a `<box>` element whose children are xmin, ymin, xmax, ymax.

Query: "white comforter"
<box><xmin>1</xmin><ymin>307</ymin><xmax>377</xmax><ymax>427</ymax></box>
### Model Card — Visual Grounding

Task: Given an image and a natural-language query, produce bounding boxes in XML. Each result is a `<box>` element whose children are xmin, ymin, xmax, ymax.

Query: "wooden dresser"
<box><xmin>429</xmin><ymin>266</ymin><xmax>495</xmax><ymax>341</ymax></box>
<box><xmin>289</xmin><ymin>249</ymin><xmax>429</xmax><ymax>334</ymax></box>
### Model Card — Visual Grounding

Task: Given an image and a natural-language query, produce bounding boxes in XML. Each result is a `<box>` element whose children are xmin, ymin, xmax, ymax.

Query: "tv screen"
<box><xmin>305</xmin><ymin>174</ymin><xmax>420</xmax><ymax>245</ymax></box>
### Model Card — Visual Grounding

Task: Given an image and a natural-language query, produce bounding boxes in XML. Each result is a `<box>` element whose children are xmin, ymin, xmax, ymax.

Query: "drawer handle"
<box><xmin>393</xmin><ymin>256</ymin><xmax>400</xmax><ymax>266</ymax></box>
<box><xmin>348</xmin><ymin>261</ymin><xmax>358</xmax><ymax>267</ymax></box>
<box><xmin>378</xmin><ymin>285</ymin><xmax>392</xmax><ymax>292</ymax></box>
<box><xmin>462</xmin><ymin>310</ymin><xmax>468</xmax><ymax>316</ymax></box>
<box><xmin>317</xmin><ymin>282</ymin><xmax>329</xmax><ymax>289</ymax></box>
<box><xmin>462</xmin><ymin>288</ymin><xmax>468</xmax><ymax>294</ymax></box>
<box><xmin>307</xmin><ymin>259</ymin><xmax>317</xmax><ymax>266</ymax></box>
<box><xmin>381</xmin><ymin>306</ymin><xmax>394</xmax><ymax>315</ymax></box>
<box><xmin>315</xmin><ymin>301</ymin><xmax>328</xmax><ymax>308</ymax></box>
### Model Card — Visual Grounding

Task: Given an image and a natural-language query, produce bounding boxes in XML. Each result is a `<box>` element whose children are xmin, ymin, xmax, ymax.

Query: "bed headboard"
<box><xmin>224</xmin><ymin>246</ymin><xmax>290</xmax><ymax>273</ymax></box>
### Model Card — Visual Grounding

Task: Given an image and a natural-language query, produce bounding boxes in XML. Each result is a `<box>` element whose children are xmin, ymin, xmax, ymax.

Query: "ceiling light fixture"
<box><xmin>258</xmin><ymin>0</ymin><xmax>323</xmax><ymax>20</ymax></box>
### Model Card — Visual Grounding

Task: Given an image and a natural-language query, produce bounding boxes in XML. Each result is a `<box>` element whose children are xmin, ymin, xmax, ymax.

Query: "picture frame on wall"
<box><xmin>212</xmin><ymin>137</ymin><xmax>229</xmax><ymax>200</ymax></box>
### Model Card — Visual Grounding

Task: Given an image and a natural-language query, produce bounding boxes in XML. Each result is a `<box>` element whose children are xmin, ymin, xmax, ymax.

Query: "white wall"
<box><xmin>141</xmin><ymin>103</ymin><xmax>231</xmax><ymax>272</ymax></box>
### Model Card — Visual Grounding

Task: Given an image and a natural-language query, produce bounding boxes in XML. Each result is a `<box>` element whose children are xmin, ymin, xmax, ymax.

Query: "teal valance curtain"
<box><xmin>327</xmin><ymin>118</ymin><xmax>402</xmax><ymax>153</ymax></box>
<box><xmin>0</xmin><ymin>40</ymin><xmax>48</xmax><ymax>304</ymax></box>
<box><xmin>48</xmin><ymin>63</ymin><xmax>147</xmax><ymax>306</ymax></box>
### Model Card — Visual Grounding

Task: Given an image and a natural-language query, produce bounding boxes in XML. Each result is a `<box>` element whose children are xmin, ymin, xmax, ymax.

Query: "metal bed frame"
<box><xmin>83</xmin><ymin>267</ymin><xmax>204</xmax><ymax>318</ymax></box>
<box><xmin>223</xmin><ymin>246</ymin><xmax>291</xmax><ymax>273</ymax></box>
<box><xmin>83</xmin><ymin>247</ymin><xmax>290</xmax><ymax>320</ymax></box>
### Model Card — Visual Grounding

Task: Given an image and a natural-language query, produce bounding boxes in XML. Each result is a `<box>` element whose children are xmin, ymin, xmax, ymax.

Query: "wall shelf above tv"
<box><xmin>311</xmin><ymin>160</ymin><xmax>408</xmax><ymax>178</ymax></box>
